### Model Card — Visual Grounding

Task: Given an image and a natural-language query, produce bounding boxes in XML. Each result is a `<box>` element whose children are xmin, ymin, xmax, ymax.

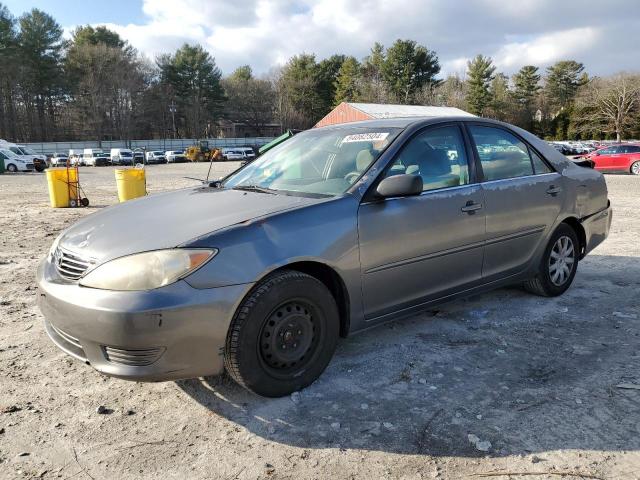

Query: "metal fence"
<box><xmin>19</xmin><ymin>137</ymin><xmax>276</xmax><ymax>155</ymax></box>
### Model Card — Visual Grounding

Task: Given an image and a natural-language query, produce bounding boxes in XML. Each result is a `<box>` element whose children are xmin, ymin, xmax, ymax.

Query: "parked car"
<box><xmin>165</xmin><ymin>150</ymin><xmax>186</xmax><ymax>163</ymax></box>
<box><xmin>0</xmin><ymin>149</ymin><xmax>34</xmax><ymax>172</ymax></box>
<box><xmin>223</xmin><ymin>149</ymin><xmax>247</xmax><ymax>160</ymax></box>
<box><xmin>110</xmin><ymin>148</ymin><xmax>133</xmax><ymax>166</ymax></box>
<box><xmin>580</xmin><ymin>144</ymin><xmax>640</xmax><ymax>175</ymax></box>
<box><xmin>50</xmin><ymin>153</ymin><xmax>69</xmax><ymax>166</ymax></box>
<box><xmin>38</xmin><ymin>117</ymin><xmax>611</xmax><ymax>397</ymax></box>
<box><xmin>238</xmin><ymin>147</ymin><xmax>256</xmax><ymax>160</ymax></box>
<box><xmin>146</xmin><ymin>151</ymin><xmax>167</xmax><ymax>164</ymax></box>
<box><xmin>83</xmin><ymin>149</ymin><xmax>109</xmax><ymax>166</ymax></box>
<box><xmin>133</xmin><ymin>151</ymin><xmax>144</xmax><ymax>164</ymax></box>
<box><xmin>68</xmin><ymin>150</ymin><xmax>84</xmax><ymax>166</ymax></box>
<box><xmin>0</xmin><ymin>142</ymin><xmax>47</xmax><ymax>170</ymax></box>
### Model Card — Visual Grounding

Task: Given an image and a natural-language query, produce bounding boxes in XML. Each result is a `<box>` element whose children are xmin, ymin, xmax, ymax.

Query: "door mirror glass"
<box><xmin>376</xmin><ymin>174</ymin><xmax>423</xmax><ymax>198</ymax></box>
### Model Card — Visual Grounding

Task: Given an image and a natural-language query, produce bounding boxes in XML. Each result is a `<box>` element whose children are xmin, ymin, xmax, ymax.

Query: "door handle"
<box><xmin>461</xmin><ymin>201</ymin><xmax>482</xmax><ymax>214</ymax></box>
<box><xmin>546</xmin><ymin>185</ymin><xmax>562</xmax><ymax>196</ymax></box>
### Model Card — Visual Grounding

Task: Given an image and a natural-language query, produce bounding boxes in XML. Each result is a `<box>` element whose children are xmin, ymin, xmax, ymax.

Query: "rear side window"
<box><xmin>469</xmin><ymin>126</ymin><xmax>534</xmax><ymax>181</ymax></box>
<box><xmin>623</xmin><ymin>145</ymin><xmax>640</xmax><ymax>153</ymax></box>
<box><xmin>383</xmin><ymin>125</ymin><xmax>470</xmax><ymax>192</ymax></box>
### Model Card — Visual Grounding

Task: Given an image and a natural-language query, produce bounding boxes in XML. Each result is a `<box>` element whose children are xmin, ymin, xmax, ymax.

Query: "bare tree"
<box><xmin>575</xmin><ymin>73</ymin><xmax>640</xmax><ymax>141</ymax></box>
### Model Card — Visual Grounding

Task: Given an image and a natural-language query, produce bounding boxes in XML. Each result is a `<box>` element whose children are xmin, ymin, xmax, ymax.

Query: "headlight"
<box><xmin>80</xmin><ymin>249</ymin><xmax>217</xmax><ymax>291</ymax></box>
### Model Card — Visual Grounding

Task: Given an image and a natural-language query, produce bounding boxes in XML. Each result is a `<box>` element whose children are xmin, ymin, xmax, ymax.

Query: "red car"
<box><xmin>583</xmin><ymin>144</ymin><xmax>640</xmax><ymax>175</ymax></box>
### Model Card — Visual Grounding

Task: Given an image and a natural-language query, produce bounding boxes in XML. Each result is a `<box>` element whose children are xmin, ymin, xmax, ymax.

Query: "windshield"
<box><xmin>223</xmin><ymin>127</ymin><xmax>401</xmax><ymax>196</ymax></box>
<box><xmin>21</xmin><ymin>147</ymin><xmax>36</xmax><ymax>154</ymax></box>
<box><xmin>121</xmin><ymin>152</ymin><xmax>133</xmax><ymax>157</ymax></box>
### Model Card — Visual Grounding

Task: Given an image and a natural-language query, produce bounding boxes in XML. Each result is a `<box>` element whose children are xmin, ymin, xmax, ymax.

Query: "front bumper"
<box><xmin>37</xmin><ymin>258</ymin><xmax>253</xmax><ymax>381</ymax></box>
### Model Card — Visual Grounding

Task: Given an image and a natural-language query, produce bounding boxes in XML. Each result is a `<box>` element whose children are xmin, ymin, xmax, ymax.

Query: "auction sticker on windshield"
<box><xmin>341</xmin><ymin>132</ymin><xmax>389</xmax><ymax>143</ymax></box>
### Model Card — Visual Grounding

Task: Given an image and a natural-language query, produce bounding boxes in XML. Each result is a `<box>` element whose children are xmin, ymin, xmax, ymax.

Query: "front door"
<box><xmin>358</xmin><ymin>124</ymin><xmax>486</xmax><ymax>321</ymax></box>
<box><xmin>466</xmin><ymin>124</ymin><xmax>564</xmax><ymax>280</ymax></box>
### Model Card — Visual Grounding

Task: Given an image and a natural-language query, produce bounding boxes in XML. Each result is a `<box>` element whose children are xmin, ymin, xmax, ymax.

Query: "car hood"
<box><xmin>58</xmin><ymin>186</ymin><xmax>324</xmax><ymax>262</ymax></box>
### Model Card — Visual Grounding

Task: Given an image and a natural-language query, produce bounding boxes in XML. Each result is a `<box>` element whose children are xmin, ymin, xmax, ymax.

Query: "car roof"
<box><xmin>312</xmin><ymin>115</ymin><xmax>502</xmax><ymax>131</ymax></box>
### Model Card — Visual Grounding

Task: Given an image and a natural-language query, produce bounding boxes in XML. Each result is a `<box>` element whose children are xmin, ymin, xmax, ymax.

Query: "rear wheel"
<box><xmin>631</xmin><ymin>161</ymin><xmax>640</xmax><ymax>175</ymax></box>
<box><xmin>524</xmin><ymin>223</ymin><xmax>579</xmax><ymax>297</ymax></box>
<box><xmin>224</xmin><ymin>270</ymin><xmax>339</xmax><ymax>397</ymax></box>
<box><xmin>6</xmin><ymin>164</ymin><xmax>17</xmax><ymax>172</ymax></box>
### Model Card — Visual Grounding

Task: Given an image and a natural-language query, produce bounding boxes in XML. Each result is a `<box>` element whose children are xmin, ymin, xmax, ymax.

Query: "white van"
<box><xmin>68</xmin><ymin>149</ymin><xmax>83</xmax><ymax>166</ymax></box>
<box><xmin>83</xmin><ymin>149</ymin><xmax>109</xmax><ymax>167</ymax></box>
<box><xmin>0</xmin><ymin>141</ymin><xmax>46</xmax><ymax>163</ymax></box>
<box><xmin>110</xmin><ymin>148</ymin><xmax>134</xmax><ymax>166</ymax></box>
<box><xmin>238</xmin><ymin>147</ymin><xmax>256</xmax><ymax>160</ymax></box>
<box><xmin>0</xmin><ymin>148</ymin><xmax>34</xmax><ymax>172</ymax></box>
<box><xmin>145</xmin><ymin>151</ymin><xmax>167</xmax><ymax>164</ymax></box>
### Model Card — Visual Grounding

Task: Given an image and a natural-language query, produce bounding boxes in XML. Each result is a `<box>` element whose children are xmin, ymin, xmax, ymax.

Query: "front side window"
<box><xmin>469</xmin><ymin>126</ymin><xmax>534</xmax><ymax>181</ymax></box>
<box><xmin>381</xmin><ymin>125</ymin><xmax>469</xmax><ymax>192</ymax></box>
<box><xmin>223</xmin><ymin>127</ymin><xmax>401</xmax><ymax>196</ymax></box>
<box><xmin>530</xmin><ymin>150</ymin><xmax>552</xmax><ymax>174</ymax></box>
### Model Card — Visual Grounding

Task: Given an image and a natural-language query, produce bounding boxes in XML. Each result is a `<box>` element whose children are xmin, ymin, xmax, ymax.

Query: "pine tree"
<box><xmin>334</xmin><ymin>56</ymin><xmax>360</xmax><ymax>105</ymax></box>
<box><xmin>382</xmin><ymin>39</ymin><xmax>440</xmax><ymax>103</ymax></box>
<box><xmin>466</xmin><ymin>55</ymin><xmax>495</xmax><ymax>116</ymax></box>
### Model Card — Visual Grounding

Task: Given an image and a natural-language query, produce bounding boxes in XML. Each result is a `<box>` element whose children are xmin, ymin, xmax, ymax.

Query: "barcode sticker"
<box><xmin>341</xmin><ymin>132</ymin><xmax>389</xmax><ymax>143</ymax></box>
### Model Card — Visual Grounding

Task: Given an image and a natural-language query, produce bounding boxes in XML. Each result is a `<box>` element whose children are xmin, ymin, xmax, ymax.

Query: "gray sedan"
<box><xmin>37</xmin><ymin>117</ymin><xmax>612</xmax><ymax>397</ymax></box>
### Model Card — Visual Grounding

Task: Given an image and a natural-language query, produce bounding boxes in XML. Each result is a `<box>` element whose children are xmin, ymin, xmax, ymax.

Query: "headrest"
<box><xmin>418</xmin><ymin>148</ymin><xmax>451</xmax><ymax>176</ymax></box>
<box><xmin>356</xmin><ymin>149</ymin><xmax>374</xmax><ymax>171</ymax></box>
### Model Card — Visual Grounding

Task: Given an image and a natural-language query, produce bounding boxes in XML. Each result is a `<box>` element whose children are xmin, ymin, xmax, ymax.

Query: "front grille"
<box><xmin>26</xmin><ymin>163</ymin><xmax>34</xmax><ymax>169</ymax></box>
<box><xmin>102</xmin><ymin>346</ymin><xmax>165</xmax><ymax>367</ymax></box>
<box><xmin>54</xmin><ymin>248</ymin><xmax>92</xmax><ymax>280</ymax></box>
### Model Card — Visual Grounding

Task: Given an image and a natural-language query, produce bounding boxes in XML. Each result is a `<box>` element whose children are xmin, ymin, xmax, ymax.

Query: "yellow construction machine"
<box><xmin>184</xmin><ymin>140</ymin><xmax>222</xmax><ymax>162</ymax></box>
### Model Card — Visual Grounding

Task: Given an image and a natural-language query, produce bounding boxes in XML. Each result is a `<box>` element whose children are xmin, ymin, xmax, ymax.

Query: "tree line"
<box><xmin>1</xmin><ymin>4</ymin><xmax>639</xmax><ymax>144</ymax></box>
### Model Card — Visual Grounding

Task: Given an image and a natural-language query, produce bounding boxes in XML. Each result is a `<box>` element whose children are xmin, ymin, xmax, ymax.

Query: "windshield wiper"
<box><xmin>231</xmin><ymin>184</ymin><xmax>278</xmax><ymax>195</ymax></box>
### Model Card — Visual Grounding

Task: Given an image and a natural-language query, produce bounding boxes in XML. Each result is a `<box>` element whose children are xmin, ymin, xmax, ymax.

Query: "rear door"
<box><xmin>593</xmin><ymin>146</ymin><xmax>617</xmax><ymax>171</ymax></box>
<box><xmin>466</xmin><ymin>124</ymin><xmax>563</xmax><ymax>280</ymax></box>
<box><xmin>358</xmin><ymin>123</ymin><xmax>486</xmax><ymax>320</ymax></box>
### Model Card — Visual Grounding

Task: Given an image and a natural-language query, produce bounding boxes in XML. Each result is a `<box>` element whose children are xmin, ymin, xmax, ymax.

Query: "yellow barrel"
<box><xmin>115</xmin><ymin>168</ymin><xmax>146</xmax><ymax>202</ymax></box>
<box><xmin>46</xmin><ymin>167</ymin><xmax>78</xmax><ymax>208</ymax></box>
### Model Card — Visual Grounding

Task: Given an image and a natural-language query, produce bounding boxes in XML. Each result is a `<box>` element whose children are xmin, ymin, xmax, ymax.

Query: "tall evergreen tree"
<box><xmin>382</xmin><ymin>39</ymin><xmax>440</xmax><ymax>103</ymax></box>
<box><xmin>158</xmin><ymin>44</ymin><xmax>225</xmax><ymax>138</ymax></box>
<box><xmin>466</xmin><ymin>55</ymin><xmax>495</xmax><ymax>116</ymax></box>
<box><xmin>0</xmin><ymin>3</ymin><xmax>18</xmax><ymax>140</ymax></box>
<box><xmin>512</xmin><ymin>66</ymin><xmax>541</xmax><ymax>107</ymax></box>
<box><xmin>333</xmin><ymin>56</ymin><xmax>360</xmax><ymax>105</ymax></box>
<box><xmin>17</xmin><ymin>8</ymin><xmax>65</xmax><ymax>140</ymax></box>
<box><xmin>545</xmin><ymin>60</ymin><xmax>586</xmax><ymax>108</ymax></box>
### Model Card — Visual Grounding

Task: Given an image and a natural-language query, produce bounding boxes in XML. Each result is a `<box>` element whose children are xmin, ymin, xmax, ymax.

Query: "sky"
<box><xmin>4</xmin><ymin>0</ymin><xmax>640</xmax><ymax>78</ymax></box>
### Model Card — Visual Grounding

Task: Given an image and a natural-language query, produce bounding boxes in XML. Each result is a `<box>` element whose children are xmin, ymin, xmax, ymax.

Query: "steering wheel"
<box><xmin>344</xmin><ymin>171</ymin><xmax>361</xmax><ymax>184</ymax></box>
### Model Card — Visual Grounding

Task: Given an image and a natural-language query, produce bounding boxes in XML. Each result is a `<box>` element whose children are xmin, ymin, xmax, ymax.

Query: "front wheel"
<box><xmin>224</xmin><ymin>270</ymin><xmax>339</xmax><ymax>397</ymax></box>
<box><xmin>524</xmin><ymin>223</ymin><xmax>579</xmax><ymax>297</ymax></box>
<box><xmin>630</xmin><ymin>161</ymin><xmax>640</xmax><ymax>175</ymax></box>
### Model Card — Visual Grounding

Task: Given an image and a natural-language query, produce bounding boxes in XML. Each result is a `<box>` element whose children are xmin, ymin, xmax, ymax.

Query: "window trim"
<box><xmin>463</xmin><ymin>122</ymin><xmax>556</xmax><ymax>183</ymax></box>
<box><xmin>362</xmin><ymin>122</ymin><xmax>477</xmax><ymax>202</ymax></box>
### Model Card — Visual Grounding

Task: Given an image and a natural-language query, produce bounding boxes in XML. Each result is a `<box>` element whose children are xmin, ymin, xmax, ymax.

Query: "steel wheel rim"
<box><xmin>259</xmin><ymin>300</ymin><xmax>319</xmax><ymax>374</ymax></box>
<box><xmin>632</xmin><ymin>162</ymin><xmax>640</xmax><ymax>175</ymax></box>
<box><xmin>548</xmin><ymin>235</ymin><xmax>575</xmax><ymax>286</ymax></box>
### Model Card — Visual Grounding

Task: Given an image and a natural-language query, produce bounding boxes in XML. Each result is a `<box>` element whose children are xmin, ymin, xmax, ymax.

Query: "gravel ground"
<box><xmin>1</xmin><ymin>164</ymin><xmax>639</xmax><ymax>480</ymax></box>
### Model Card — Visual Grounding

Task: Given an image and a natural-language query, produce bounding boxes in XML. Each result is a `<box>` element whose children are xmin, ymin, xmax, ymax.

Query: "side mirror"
<box><xmin>376</xmin><ymin>174</ymin><xmax>423</xmax><ymax>198</ymax></box>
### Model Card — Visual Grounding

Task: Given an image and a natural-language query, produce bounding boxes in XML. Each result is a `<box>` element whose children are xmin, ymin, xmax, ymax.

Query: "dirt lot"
<box><xmin>1</xmin><ymin>163</ymin><xmax>639</xmax><ymax>480</ymax></box>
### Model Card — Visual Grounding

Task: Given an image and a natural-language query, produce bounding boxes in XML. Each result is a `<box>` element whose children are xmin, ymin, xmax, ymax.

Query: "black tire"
<box><xmin>7</xmin><ymin>164</ymin><xmax>17</xmax><ymax>173</ymax></box>
<box><xmin>630</xmin><ymin>161</ymin><xmax>640</xmax><ymax>176</ymax></box>
<box><xmin>80</xmin><ymin>197</ymin><xmax>89</xmax><ymax>207</ymax></box>
<box><xmin>524</xmin><ymin>223</ymin><xmax>579</xmax><ymax>297</ymax></box>
<box><xmin>224</xmin><ymin>270</ymin><xmax>339</xmax><ymax>397</ymax></box>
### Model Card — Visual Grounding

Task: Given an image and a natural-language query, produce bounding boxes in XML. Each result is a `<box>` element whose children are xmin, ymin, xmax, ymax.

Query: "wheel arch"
<box><xmin>266</xmin><ymin>261</ymin><xmax>351</xmax><ymax>338</ymax></box>
<box><xmin>560</xmin><ymin>216</ymin><xmax>587</xmax><ymax>259</ymax></box>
